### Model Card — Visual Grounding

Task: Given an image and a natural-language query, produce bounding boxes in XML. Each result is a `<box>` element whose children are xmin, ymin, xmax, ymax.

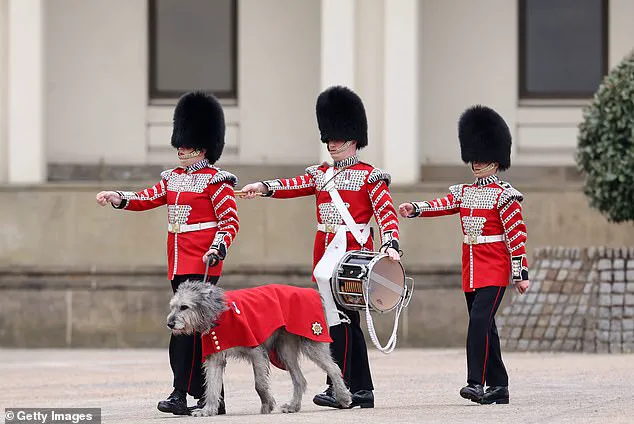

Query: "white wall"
<box><xmin>513</xmin><ymin>0</ymin><xmax>634</xmax><ymax>166</ymax></box>
<box><xmin>10</xmin><ymin>0</ymin><xmax>633</xmax><ymax>173</ymax></box>
<box><xmin>43</xmin><ymin>0</ymin><xmax>320</xmax><ymax>168</ymax></box>
<box><xmin>43</xmin><ymin>0</ymin><xmax>322</xmax><ymax>169</ymax></box>
<box><xmin>419</xmin><ymin>0</ymin><xmax>517</xmax><ymax>166</ymax></box>
<box><xmin>146</xmin><ymin>0</ymin><xmax>322</xmax><ymax>167</ymax></box>
<box><xmin>46</xmin><ymin>0</ymin><xmax>147</xmax><ymax>165</ymax></box>
<box><xmin>516</xmin><ymin>0</ymin><xmax>634</xmax><ymax>166</ymax></box>
<box><xmin>237</xmin><ymin>0</ymin><xmax>320</xmax><ymax>165</ymax></box>
<box><xmin>419</xmin><ymin>0</ymin><xmax>634</xmax><ymax>167</ymax></box>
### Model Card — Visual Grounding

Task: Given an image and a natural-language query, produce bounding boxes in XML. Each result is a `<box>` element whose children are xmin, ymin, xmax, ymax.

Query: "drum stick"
<box><xmin>234</xmin><ymin>190</ymin><xmax>264</xmax><ymax>198</ymax></box>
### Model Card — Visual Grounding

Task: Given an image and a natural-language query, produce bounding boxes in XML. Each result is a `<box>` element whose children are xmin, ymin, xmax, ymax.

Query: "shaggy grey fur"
<box><xmin>167</xmin><ymin>280</ymin><xmax>352</xmax><ymax>416</ymax></box>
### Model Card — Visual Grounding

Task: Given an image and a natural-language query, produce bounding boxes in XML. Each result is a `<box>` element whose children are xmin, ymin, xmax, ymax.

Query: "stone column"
<box><xmin>319</xmin><ymin>0</ymin><xmax>356</xmax><ymax>163</ymax></box>
<box><xmin>0</xmin><ymin>0</ymin><xmax>8</xmax><ymax>183</ymax></box>
<box><xmin>382</xmin><ymin>0</ymin><xmax>420</xmax><ymax>184</ymax></box>
<box><xmin>7</xmin><ymin>0</ymin><xmax>46</xmax><ymax>183</ymax></box>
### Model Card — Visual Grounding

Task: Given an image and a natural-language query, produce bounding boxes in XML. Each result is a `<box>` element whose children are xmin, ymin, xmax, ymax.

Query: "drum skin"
<box><xmin>367</xmin><ymin>256</ymin><xmax>405</xmax><ymax>312</ymax></box>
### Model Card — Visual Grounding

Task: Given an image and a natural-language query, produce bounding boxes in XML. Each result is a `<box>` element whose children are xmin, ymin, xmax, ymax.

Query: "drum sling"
<box><xmin>321</xmin><ymin>167</ymin><xmax>412</xmax><ymax>353</ymax></box>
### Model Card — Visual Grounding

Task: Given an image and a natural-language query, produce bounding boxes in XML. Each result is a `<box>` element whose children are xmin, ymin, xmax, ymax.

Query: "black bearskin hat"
<box><xmin>171</xmin><ymin>91</ymin><xmax>225</xmax><ymax>164</ymax></box>
<box><xmin>316</xmin><ymin>86</ymin><xmax>368</xmax><ymax>148</ymax></box>
<box><xmin>458</xmin><ymin>105</ymin><xmax>512</xmax><ymax>171</ymax></box>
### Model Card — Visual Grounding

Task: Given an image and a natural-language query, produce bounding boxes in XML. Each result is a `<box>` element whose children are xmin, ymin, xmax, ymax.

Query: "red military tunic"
<box><xmin>411</xmin><ymin>174</ymin><xmax>529</xmax><ymax>292</ymax></box>
<box><xmin>114</xmin><ymin>159</ymin><xmax>239</xmax><ymax>280</ymax></box>
<box><xmin>201</xmin><ymin>284</ymin><xmax>332</xmax><ymax>359</ymax></box>
<box><xmin>261</xmin><ymin>155</ymin><xmax>400</xmax><ymax>276</ymax></box>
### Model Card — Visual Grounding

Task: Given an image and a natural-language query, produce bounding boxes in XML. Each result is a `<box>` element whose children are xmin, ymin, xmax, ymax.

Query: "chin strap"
<box><xmin>178</xmin><ymin>149</ymin><xmax>202</xmax><ymax>160</ymax></box>
<box><xmin>329</xmin><ymin>140</ymin><xmax>353</xmax><ymax>154</ymax></box>
<box><xmin>471</xmin><ymin>162</ymin><xmax>497</xmax><ymax>178</ymax></box>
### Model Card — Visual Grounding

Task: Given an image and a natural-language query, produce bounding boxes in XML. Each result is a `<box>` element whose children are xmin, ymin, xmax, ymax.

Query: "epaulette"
<box><xmin>367</xmin><ymin>167</ymin><xmax>392</xmax><ymax>185</ymax></box>
<box><xmin>305</xmin><ymin>164</ymin><xmax>322</xmax><ymax>177</ymax></box>
<box><xmin>160</xmin><ymin>168</ymin><xmax>175</xmax><ymax>180</ymax></box>
<box><xmin>449</xmin><ymin>184</ymin><xmax>464</xmax><ymax>202</ymax></box>
<box><xmin>209</xmin><ymin>170</ymin><xmax>238</xmax><ymax>187</ymax></box>
<box><xmin>497</xmin><ymin>181</ymin><xmax>524</xmax><ymax>205</ymax></box>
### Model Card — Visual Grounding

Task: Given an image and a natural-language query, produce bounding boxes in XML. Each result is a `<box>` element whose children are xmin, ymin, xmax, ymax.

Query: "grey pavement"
<box><xmin>1</xmin><ymin>348</ymin><xmax>633</xmax><ymax>424</ymax></box>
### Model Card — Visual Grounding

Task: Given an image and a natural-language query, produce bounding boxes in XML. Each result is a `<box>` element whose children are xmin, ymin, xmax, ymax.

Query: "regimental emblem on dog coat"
<box><xmin>201</xmin><ymin>284</ymin><xmax>332</xmax><ymax>365</ymax></box>
<box><xmin>311</xmin><ymin>322</ymin><xmax>323</xmax><ymax>336</ymax></box>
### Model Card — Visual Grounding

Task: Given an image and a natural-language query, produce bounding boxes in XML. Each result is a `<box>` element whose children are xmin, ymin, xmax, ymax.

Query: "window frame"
<box><xmin>147</xmin><ymin>0</ymin><xmax>238</xmax><ymax>100</ymax></box>
<box><xmin>517</xmin><ymin>0</ymin><xmax>609</xmax><ymax>100</ymax></box>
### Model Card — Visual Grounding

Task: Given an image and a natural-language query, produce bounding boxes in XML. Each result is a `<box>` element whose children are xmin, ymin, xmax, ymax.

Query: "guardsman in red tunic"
<box><xmin>399</xmin><ymin>105</ymin><xmax>530</xmax><ymax>405</ymax></box>
<box><xmin>240</xmin><ymin>86</ymin><xmax>401</xmax><ymax>409</ymax></box>
<box><xmin>96</xmin><ymin>92</ymin><xmax>239</xmax><ymax>415</ymax></box>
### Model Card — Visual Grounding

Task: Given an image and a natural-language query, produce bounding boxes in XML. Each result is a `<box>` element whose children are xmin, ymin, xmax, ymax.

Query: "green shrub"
<box><xmin>576</xmin><ymin>50</ymin><xmax>634</xmax><ymax>224</ymax></box>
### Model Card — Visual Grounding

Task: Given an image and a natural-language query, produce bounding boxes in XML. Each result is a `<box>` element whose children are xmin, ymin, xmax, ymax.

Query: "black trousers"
<box><xmin>170</xmin><ymin>274</ymin><xmax>224</xmax><ymax>400</ymax></box>
<box><xmin>326</xmin><ymin>305</ymin><xmax>374</xmax><ymax>393</ymax></box>
<box><xmin>464</xmin><ymin>286</ymin><xmax>508</xmax><ymax>387</ymax></box>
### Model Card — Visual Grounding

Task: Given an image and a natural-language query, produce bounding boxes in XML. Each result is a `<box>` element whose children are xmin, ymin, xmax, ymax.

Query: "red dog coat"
<box><xmin>201</xmin><ymin>284</ymin><xmax>332</xmax><ymax>369</ymax></box>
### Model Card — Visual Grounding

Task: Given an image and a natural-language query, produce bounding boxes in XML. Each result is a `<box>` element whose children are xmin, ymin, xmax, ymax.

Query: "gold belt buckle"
<box><xmin>325</xmin><ymin>223</ymin><xmax>336</xmax><ymax>233</ymax></box>
<box><xmin>467</xmin><ymin>234</ymin><xmax>478</xmax><ymax>245</ymax></box>
<box><xmin>170</xmin><ymin>223</ymin><xmax>181</xmax><ymax>234</ymax></box>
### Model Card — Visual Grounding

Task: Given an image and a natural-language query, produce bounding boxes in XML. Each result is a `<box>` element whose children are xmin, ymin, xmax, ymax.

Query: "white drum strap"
<box><xmin>324</xmin><ymin>168</ymin><xmax>371</xmax><ymax>246</ymax></box>
<box><xmin>364</xmin><ymin>281</ymin><xmax>403</xmax><ymax>354</ymax></box>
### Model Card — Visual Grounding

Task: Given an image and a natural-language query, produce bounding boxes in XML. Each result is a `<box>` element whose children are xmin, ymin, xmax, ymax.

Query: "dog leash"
<box><xmin>203</xmin><ymin>253</ymin><xmax>221</xmax><ymax>285</ymax></box>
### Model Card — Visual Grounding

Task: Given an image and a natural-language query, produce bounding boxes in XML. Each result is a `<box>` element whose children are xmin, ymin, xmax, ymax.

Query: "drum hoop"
<box><xmin>331</xmin><ymin>251</ymin><xmax>413</xmax><ymax>353</ymax></box>
<box><xmin>366</xmin><ymin>252</ymin><xmax>405</xmax><ymax>275</ymax></box>
<box><xmin>331</xmin><ymin>250</ymin><xmax>406</xmax><ymax>313</ymax></box>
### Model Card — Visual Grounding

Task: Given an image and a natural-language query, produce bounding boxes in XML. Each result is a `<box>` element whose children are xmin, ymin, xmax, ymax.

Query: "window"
<box><xmin>149</xmin><ymin>0</ymin><xmax>237</xmax><ymax>100</ymax></box>
<box><xmin>518</xmin><ymin>0</ymin><xmax>608</xmax><ymax>99</ymax></box>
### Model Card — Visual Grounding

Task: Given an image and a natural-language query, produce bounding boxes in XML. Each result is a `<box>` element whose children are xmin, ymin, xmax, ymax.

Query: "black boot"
<box><xmin>459</xmin><ymin>384</ymin><xmax>484</xmax><ymax>403</ymax></box>
<box><xmin>350</xmin><ymin>390</ymin><xmax>374</xmax><ymax>408</ymax></box>
<box><xmin>481</xmin><ymin>386</ymin><xmax>509</xmax><ymax>404</ymax></box>
<box><xmin>157</xmin><ymin>389</ymin><xmax>189</xmax><ymax>415</ymax></box>
<box><xmin>188</xmin><ymin>397</ymin><xmax>226</xmax><ymax>415</ymax></box>
<box><xmin>313</xmin><ymin>386</ymin><xmax>344</xmax><ymax>409</ymax></box>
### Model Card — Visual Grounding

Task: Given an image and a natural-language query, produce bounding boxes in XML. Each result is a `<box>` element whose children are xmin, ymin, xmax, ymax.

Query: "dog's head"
<box><xmin>166</xmin><ymin>280</ymin><xmax>228</xmax><ymax>335</ymax></box>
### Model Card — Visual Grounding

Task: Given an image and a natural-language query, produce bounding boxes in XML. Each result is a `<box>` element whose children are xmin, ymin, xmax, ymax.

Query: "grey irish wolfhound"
<box><xmin>166</xmin><ymin>280</ymin><xmax>352</xmax><ymax>416</ymax></box>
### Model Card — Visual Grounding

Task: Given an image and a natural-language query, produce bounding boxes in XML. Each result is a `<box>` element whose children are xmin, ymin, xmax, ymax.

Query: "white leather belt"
<box><xmin>463</xmin><ymin>234</ymin><xmax>505</xmax><ymax>245</ymax></box>
<box><xmin>168</xmin><ymin>221</ymin><xmax>218</xmax><ymax>234</ymax></box>
<box><xmin>317</xmin><ymin>223</ymin><xmax>368</xmax><ymax>234</ymax></box>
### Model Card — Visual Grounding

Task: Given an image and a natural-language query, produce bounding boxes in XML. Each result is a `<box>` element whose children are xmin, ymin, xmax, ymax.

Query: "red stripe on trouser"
<box><xmin>187</xmin><ymin>332</ymin><xmax>197</xmax><ymax>393</ymax></box>
<box><xmin>342</xmin><ymin>326</ymin><xmax>349</xmax><ymax>377</ymax></box>
<box><xmin>481</xmin><ymin>287</ymin><xmax>502</xmax><ymax>384</ymax></box>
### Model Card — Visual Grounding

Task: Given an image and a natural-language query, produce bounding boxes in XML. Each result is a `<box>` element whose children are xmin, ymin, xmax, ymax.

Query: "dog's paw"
<box><xmin>191</xmin><ymin>407</ymin><xmax>217</xmax><ymax>417</ymax></box>
<box><xmin>336</xmin><ymin>391</ymin><xmax>353</xmax><ymax>408</ymax></box>
<box><xmin>281</xmin><ymin>402</ymin><xmax>300</xmax><ymax>413</ymax></box>
<box><xmin>338</xmin><ymin>399</ymin><xmax>352</xmax><ymax>408</ymax></box>
<box><xmin>260</xmin><ymin>400</ymin><xmax>276</xmax><ymax>414</ymax></box>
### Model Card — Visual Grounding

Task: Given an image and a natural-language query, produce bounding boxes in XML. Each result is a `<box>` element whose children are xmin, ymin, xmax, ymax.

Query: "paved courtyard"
<box><xmin>1</xmin><ymin>348</ymin><xmax>633</xmax><ymax>424</ymax></box>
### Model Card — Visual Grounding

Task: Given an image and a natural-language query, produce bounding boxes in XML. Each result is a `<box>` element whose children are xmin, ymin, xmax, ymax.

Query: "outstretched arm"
<box><xmin>239</xmin><ymin>173</ymin><xmax>316</xmax><ymax>199</ymax></box>
<box><xmin>398</xmin><ymin>185</ymin><xmax>463</xmax><ymax>218</ymax></box>
<box><xmin>96</xmin><ymin>177</ymin><xmax>168</xmax><ymax>212</ymax></box>
<box><xmin>261</xmin><ymin>173</ymin><xmax>316</xmax><ymax>199</ymax></box>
